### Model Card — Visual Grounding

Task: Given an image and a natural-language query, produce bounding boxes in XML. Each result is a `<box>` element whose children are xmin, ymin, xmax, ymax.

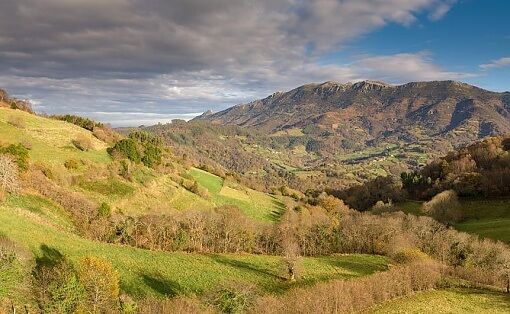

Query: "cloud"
<box><xmin>354</xmin><ymin>52</ymin><xmax>474</xmax><ymax>82</ymax></box>
<box><xmin>0</xmin><ymin>0</ymin><xmax>459</xmax><ymax>125</ymax></box>
<box><xmin>480</xmin><ymin>57</ymin><xmax>510</xmax><ymax>70</ymax></box>
<box><xmin>428</xmin><ymin>0</ymin><xmax>457</xmax><ymax>20</ymax></box>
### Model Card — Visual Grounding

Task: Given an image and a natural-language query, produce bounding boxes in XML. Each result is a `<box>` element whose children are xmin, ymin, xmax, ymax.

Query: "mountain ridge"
<box><xmin>195</xmin><ymin>80</ymin><xmax>510</xmax><ymax>153</ymax></box>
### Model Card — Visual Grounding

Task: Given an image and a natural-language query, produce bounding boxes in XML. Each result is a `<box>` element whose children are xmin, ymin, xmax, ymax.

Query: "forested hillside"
<box><xmin>1</xmin><ymin>92</ymin><xmax>509</xmax><ymax>313</ymax></box>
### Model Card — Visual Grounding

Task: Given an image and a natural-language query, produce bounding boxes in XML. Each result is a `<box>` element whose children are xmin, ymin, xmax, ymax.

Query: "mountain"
<box><xmin>196</xmin><ymin>80</ymin><xmax>510</xmax><ymax>153</ymax></box>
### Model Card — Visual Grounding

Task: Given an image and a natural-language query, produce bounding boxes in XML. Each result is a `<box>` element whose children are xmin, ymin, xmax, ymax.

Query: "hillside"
<box><xmin>1</xmin><ymin>101</ymin><xmax>509</xmax><ymax>313</ymax></box>
<box><xmin>197</xmin><ymin>80</ymin><xmax>510</xmax><ymax>156</ymax></box>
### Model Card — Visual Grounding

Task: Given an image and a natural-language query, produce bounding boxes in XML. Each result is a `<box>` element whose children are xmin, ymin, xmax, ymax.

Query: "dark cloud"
<box><xmin>0</xmin><ymin>0</ymin><xmax>461</xmax><ymax>125</ymax></box>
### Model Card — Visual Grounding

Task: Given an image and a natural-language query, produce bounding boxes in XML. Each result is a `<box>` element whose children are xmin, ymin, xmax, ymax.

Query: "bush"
<box><xmin>0</xmin><ymin>237</ymin><xmax>29</xmax><ymax>306</ymax></box>
<box><xmin>72</xmin><ymin>134</ymin><xmax>93</xmax><ymax>151</ymax></box>
<box><xmin>392</xmin><ymin>248</ymin><xmax>430</xmax><ymax>264</ymax></box>
<box><xmin>208</xmin><ymin>282</ymin><xmax>257</xmax><ymax>314</ymax></box>
<box><xmin>52</xmin><ymin>114</ymin><xmax>99</xmax><ymax>131</ymax></box>
<box><xmin>25</xmin><ymin>170</ymin><xmax>98</xmax><ymax>236</ymax></box>
<box><xmin>79</xmin><ymin>256</ymin><xmax>120</xmax><ymax>313</ymax></box>
<box><xmin>128</xmin><ymin>130</ymin><xmax>163</xmax><ymax>146</ymax></box>
<box><xmin>0</xmin><ymin>143</ymin><xmax>29</xmax><ymax>171</ymax></box>
<box><xmin>98</xmin><ymin>202</ymin><xmax>112</xmax><ymax>218</ymax></box>
<box><xmin>251</xmin><ymin>261</ymin><xmax>441</xmax><ymax>314</ymax></box>
<box><xmin>371</xmin><ymin>200</ymin><xmax>395</xmax><ymax>214</ymax></box>
<box><xmin>32</xmin><ymin>248</ymin><xmax>85</xmax><ymax>313</ymax></box>
<box><xmin>138</xmin><ymin>296</ymin><xmax>214</xmax><ymax>314</ymax></box>
<box><xmin>9</xmin><ymin>99</ymin><xmax>33</xmax><ymax>113</ymax></box>
<box><xmin>108</xmin><ymin>139</ymin><xmax>141</xmax><ymax>163</ymax></box>
<box><xmin>108</xmin><ymin>132</ymin><xmax>164</xmax><ymax>168</ymax></box>
<box><xmin>0</xmin><ymin>155</ymin><xmax>20</xmax><ymax>194</ymax></box>
<box><xmin>64</xmin><ymin>159</ymin><xmax>80</xmax><ymax>170</ymax></box>
<box><xmin>422</xmin><ymin>190</ymin><xmax>463</xmax><ymax>224</ymax></box>
<box><xmin>92</xmin><ymin>126</ymin><xmax>122</xmax><ymax>144</ymax></box>
<box><xmin>141</xmin><ymin>143</ymin><xmax>162</xmax><ymax>168</ymax></box>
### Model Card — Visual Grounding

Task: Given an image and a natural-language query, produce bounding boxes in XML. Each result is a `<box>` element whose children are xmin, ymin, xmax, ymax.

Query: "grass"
<box><xmin>79</xmin><ymin>178</ymin><xmax>136</xmax><ymax>197</ymax></box>
<box><xmin>394</xmin><ymin>201</ymin><xmax>423</xmax><ymax>216</ymax></box>
<box><xmin>395</xmin><ymin>198</ymin><xmax>510</xmax><ymax>244</ymax></box>
<box><xmin>0</xmin><ymin>203</ymin><xmax>388</xmax><ymax>298</ymax></box>
<box><xmin>112</xmin><ymin>174</ymin><xmax>212</xmax><ymax>215</ymax></box>
<box><xmin>5</xmin><ymin>193</ymin><xmax>74</xmax><ymax>231</ymax></box>
<box><xmin>370</xmin><ymin>288</ymin><xmax>510</xmax><ymax>313</ymax></box>
<box><xmin>0</xmin><ymin>107</ymin><xmax>111</xmax><ymax>166</ymax></box>
<box><xmin>189</xmin><ymin>168</ymin><xmax>223</xmax><ymax>194</ymax></box>
<box><xmin>189</xmin><ymin>168</ymin><xmax>287</xmax><ymax>221</ymax></box>
<box><xmin>454</xmin><ymin>199</ymin><xmax>510</xmax><ymax>244</ymax></box>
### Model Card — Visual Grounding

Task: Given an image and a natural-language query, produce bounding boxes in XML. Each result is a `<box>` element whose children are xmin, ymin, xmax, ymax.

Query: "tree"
<box><xmin>79</xmin><ymin>256</ymin><xmax>120</xmax><ymax>313</ymax></box>
<box><xmin>422</xmin><ymin>190</ymin><xmax>462</xmax><ymax>225</ymax></box>
<box><xmin>0</xmin><ymin>155</ymin><xmax>20</xmax><ymax>195</ymax></box>
<box><xmin>278</xmin><ymin>210</ymin><xmax>300</xmax><ymax>281</ymax></box>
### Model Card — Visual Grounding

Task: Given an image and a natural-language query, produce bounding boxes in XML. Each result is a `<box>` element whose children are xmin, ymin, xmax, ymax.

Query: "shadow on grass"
<box><xmin>35</xmin><ymin>244</ymin><xmax>65</xmax><ymax>267</ymax></box>
<box><xmin>210</xmin><ymin>254</ymin><xmax>285</xmax><ymax>280</ymax></box>
<box><xmin>321</xmin><ymin>255</ymin><xmax>388</xmax><ymax>276</ymax></box>
<box><xmin>269</xmin><ymin>196</ymin><xmax>287</xmax><ymax>221</ymax></box>
<box><xmin>141</xmin><ymin>273</ymin><xmax>184</xmax><ymax>297</ymax></box>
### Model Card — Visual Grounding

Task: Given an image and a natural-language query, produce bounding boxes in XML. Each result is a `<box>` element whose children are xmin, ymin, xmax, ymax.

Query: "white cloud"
<box><xmin>480</xmin><ymin>57</ymin><xmax>510</xmax><ymax>70</ymax></box>
<box><xmin>354</xmin><ymin>52</ymin><xmax>474</xmax><ymax>82</ymax></box>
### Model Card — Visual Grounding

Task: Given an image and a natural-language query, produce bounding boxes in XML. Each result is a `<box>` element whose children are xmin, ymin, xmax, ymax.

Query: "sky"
<box><xmin>0</xmin><ymin>0</ymin><xmax>508</xmax><ymax>126</ymax></box>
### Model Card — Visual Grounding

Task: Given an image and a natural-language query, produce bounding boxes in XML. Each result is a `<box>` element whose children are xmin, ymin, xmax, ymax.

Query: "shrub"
<box><xmin>72</xmin><ymin>134</ymin><xmax>93</xmax><ymax>151</ymax></box>
<box><xmin>0</xmin><ymin>155</ymin><xmax>20</xmax><ymax>194</ymax></box>
<box><xmin>25</xmin><ymin>170</ymin><xmax>97</xmax><ymax>236</ymax></box>
<box><xmin>64</xmin><ymin>159</ymin><xmax>80</xmax><ymax>170</ymax></box>
<box><xmin>98</xmin><ymin>202</ymin><xmax>112</xmax><ymax>218</ymax></box>
<box><xmin>9</xmin><ymin>99</ymin><xmax>33</xmax><ymax>113</ymax></box>
<box><xmin>128</xmin><ymin>130</ymin><xmax>163</xmax><ymax>146</ymax></box>
<box><xmin>422</xmin><ymin>190</ymin><xmax>463</xmax><ymax>224</ymax></box>
<box><xmin>120</xmin><ymin>294</ymin><xmax>138</xmax><ymax>314</ymax></box>
<box><xmin>208</xmin><ymin>282</ymin><xmax>257</xmax><ymax>314</ymax></box>
<box><xmin>108</xmin><ymin>139</ymin><xmax>141</xmax><ymax>163</ymax></box>
<box><xmin>250</xmin><ymin>262</ymin><xmax>441</xmax><ymax>314</ymax></box>
<box><xmin>392</xmin><ymin>248</ymin><xmax>430</xmax><ymax>264</ymax></box>
<box><xmin>138</xmin><ymin>296</ymin><xmax>214</xmax><ymax>314</ymax></box>
<box><xmin>92</xmin><ymin>126</ymin><xmax>122</xmax><ymax>144</ymax></box>
<box><xmin>32</xmin><ymin>249</ymin><xmax>85</xmax><ymax>313</ymax></box>
<box><xmin>371</xmin><ymin>200</ymin><xmax>395</xmax><ymax>214</ymax></box>
<box><xmin>0</xmin><ymin>237</ymin><xmax>28</xmax><ymax>305</ymax></box>
<box><xmin>141</xmin><ymin>143</ymin><xmax>162</xmax><ymax>168</ymax></box>
<box><xmin>0</xmin><ymin>143</ymin><xmax>29</xmax><ymax>171</ymax></box>
<box><xmin>52</xmin><ymin>114</ymin><xmax>99</xmax><ymax>131</ymax></box>
<box><xmin>79</xmin><ymin>256</ymin><xmax>120</xmax><ymax>313</ymax></box>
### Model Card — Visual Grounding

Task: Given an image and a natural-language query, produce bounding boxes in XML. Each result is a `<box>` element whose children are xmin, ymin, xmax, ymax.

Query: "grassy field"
<box><xmin>189</xmin><ymin>168</ymin><xmax>288</xmax><ymax>221</ymax></box>
<box><xmin>0</xmin><ymin>107</ymin><xmax>111</xmax><ymax>166</ymax></box>
<box><xmin>395</xmin><ymin>199</ymin><xmax>510</xmax><ymax>244</ymax></box>
<box><xmin>0</xmin><ymin>202</ymin><xmax>388</xmax><ymax>298</ymax></box>
<box><xmin>371</xmin><ymin>288</ymin><xmax>510</xmax><ymax>313</ymax></box>
<box><xmin>454</xmin><ymin>199</ymin><xmax>510</xmax><ymax>244</ymax></box>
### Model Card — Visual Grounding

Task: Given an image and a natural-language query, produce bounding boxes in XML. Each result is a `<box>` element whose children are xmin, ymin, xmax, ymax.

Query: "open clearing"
<box><xmin>395</xmin><ymin>199</ymin><xmax>510</xmax><ymax>244</ymax></box>
<box><xmin>189</xmin><ymin>167</ymin><xmax>288</xmax><ymax>221</ymax></box>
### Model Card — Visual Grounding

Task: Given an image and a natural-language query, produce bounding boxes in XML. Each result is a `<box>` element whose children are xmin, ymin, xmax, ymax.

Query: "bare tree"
<box><xmin>422</xmin><ymin>190</ymin><xmax>463</xmax><ymax>225</ymax></box>
<box><xmin>278</xmin><ymin>210</ymin><xmax>300</xmax><ymax>281</ymax></box>
<box><xmin>0</xmin><ymin>155</ymin><xmax>20</xmax><ymax>195</ymax></box>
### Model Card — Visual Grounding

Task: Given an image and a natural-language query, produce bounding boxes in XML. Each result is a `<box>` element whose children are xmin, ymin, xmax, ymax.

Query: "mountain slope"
<box><xmin>196</xmin><ymin>81</ymin><xmax>510</xmax><ymax>153</ymax></box>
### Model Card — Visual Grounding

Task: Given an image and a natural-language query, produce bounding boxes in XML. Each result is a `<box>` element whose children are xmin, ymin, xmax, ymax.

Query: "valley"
<box><xmin>1</xmin><ymin>87</ymin><xmax>510</xmax><ymax>313</ymax></box>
